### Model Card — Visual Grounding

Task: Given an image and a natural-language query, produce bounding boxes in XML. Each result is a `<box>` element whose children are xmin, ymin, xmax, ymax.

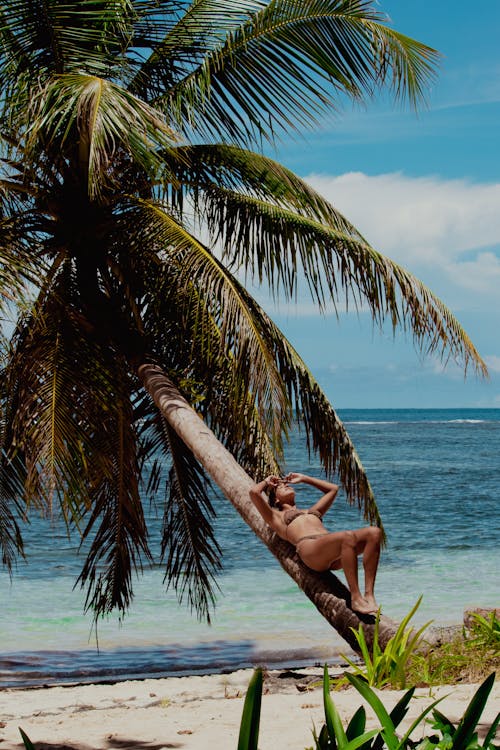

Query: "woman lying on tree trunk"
<box><xmin>249</xmin><ymin>472</ymin><xmax>382</xmax><ymax>615</ymax></box>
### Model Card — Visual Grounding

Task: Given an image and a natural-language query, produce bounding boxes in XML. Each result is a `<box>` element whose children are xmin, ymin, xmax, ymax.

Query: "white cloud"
<box><xmin>484</xmin><ymin>355</ymin><xmax>500</xmax><ymax>374</ymax></box>
<box><xmin>304</xmin><ymin>171</ymin><xmax>500</xmax><ymax>301</ymax></box>
<box><xmin>445</xmin><ymin>252</ymin><xmax>500</xmax><ymax>293</ymax></box>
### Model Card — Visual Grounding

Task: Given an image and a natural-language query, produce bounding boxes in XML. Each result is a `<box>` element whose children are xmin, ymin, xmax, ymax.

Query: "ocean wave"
<box><xmin>345</xmin><ymin>419</ymin><xmax>493</xmax><ymax>425</ymax></box>
<box><xmin>447</xmin><ymin>419</ymin><xmax>487</xmax><ymax>424</ymax></box>
<box><xmin>345</xmin><ymin>420</ymin><xmax>393</xmax><ymax>425</ymax></box>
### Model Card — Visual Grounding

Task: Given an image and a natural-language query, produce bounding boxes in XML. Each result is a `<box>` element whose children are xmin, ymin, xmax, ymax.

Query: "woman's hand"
<box><xmin>284</xmin><ymin>472</ymin><xmax>306</xmax><ymax>484</ymax></box>
<box><xmin>263</xmin><ymin>475</ymin><xmax>281</xmax><ymax>489</ymax></box>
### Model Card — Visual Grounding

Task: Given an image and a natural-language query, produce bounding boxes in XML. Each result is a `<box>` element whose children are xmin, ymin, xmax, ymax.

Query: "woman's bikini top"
<box><xmin>283</xmin><ymin>508</ymin><xmax>322</xmax><ymax>526</ymax></box>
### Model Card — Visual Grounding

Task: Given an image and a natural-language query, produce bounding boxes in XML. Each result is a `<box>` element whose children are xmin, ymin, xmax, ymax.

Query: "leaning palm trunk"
<box><xmin>138</xmin><ymin>362</ymin><xmax>397</xmax><ymax>651</ymax></box>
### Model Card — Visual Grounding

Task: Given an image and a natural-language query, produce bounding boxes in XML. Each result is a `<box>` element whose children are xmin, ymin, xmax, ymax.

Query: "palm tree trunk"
<box><xmin>138</xmin><ymin>362</ymin><xmax>397</xmax><ymax>651</ymax></box>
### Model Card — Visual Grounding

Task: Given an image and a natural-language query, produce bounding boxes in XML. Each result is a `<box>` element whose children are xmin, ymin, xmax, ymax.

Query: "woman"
<box><xmin>249</xmin><ymin>472</ymin><xmax>382</xmax><ymax>615</ymax></box>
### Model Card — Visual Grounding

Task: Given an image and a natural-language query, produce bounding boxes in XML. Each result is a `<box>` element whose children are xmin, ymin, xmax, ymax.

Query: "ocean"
<box><xmin>1</xmin><ymin>408</ymin><xmax>499</xmax><ymax>687</ymax></box>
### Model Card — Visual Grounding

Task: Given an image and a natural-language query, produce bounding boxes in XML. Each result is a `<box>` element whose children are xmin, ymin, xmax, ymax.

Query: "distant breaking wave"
<box><xmin>448</xmin><ymin>419</ymin><xmax>487</xmax><ymax>424</ymax></box>
<box><xmin>345</xmin><ymin>419</ymin><xmax>492</xmax><ymax>425</ymax></box>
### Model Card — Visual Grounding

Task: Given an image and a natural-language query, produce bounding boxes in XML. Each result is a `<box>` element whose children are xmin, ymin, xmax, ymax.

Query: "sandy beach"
<box><xmin>1</xmin><ymin>667</ymin><xmax>499</xmax><ymax>750</ymax></box>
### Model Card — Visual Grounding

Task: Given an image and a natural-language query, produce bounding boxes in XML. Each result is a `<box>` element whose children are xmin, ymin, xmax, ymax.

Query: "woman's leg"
<box><xmin>297</xmin><ymin>527</ymin><xmax>382</xmax><ymax>614</ymax></box>
<box><xmin>353</xmin><ymin>526</ymin><xmax>382</xmax><ymax>612</ymax></box>
<box><xmin>296</xmin><ymin>531</ymin><xmax>371</xmax><ymax>613</ymax></box>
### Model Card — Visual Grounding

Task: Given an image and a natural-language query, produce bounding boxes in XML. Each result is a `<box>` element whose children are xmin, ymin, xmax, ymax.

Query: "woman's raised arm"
<box><xmin>286</xmin><ymin>472</ymin><xmax>339</xmax><ymax>516</ymax></box>
<box><xmin>249</xmin><ymin>475</ymin><xmax>280</xmax><ymax>525</ymax></box>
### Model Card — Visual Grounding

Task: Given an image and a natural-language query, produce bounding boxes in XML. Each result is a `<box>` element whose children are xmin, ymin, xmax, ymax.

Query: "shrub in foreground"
<box><xmin>407</xmin><ymin>611</ymin><xmax>500</xmax><ymax>687</ymax></box>
<box><xmin>236</xmin><ymin>666</ymin><xmax>500</xmax><ymax>750</ymax></box>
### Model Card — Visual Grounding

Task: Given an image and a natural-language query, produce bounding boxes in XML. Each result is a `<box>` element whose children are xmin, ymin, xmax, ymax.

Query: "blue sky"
<box><xmin>255</xmin><ymin>0</ymin><xmax>500</xmax><ymax>408</ymax></box>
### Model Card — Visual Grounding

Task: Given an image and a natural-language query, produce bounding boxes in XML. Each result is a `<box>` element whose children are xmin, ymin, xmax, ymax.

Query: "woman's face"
<box><xmin>275</xmin><ymin>482</ymin><xmax>295</xmax><ymax>507</ymax></box>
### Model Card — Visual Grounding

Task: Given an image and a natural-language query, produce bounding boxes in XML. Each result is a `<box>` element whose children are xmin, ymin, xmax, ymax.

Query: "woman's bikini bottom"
<box><xmin>295</xmin><ymin>531</ymin><xmax>330</xmax><ymax>544</ymax></box>
<box><xmin>295</xmin><ymin>532</ymin><xmax>335</xmax><ymax>571</ymax></box>
<box><xmin>295</xmin><ymin>532</ymin><xmax>331</xmax><ymax>550</ymax></box>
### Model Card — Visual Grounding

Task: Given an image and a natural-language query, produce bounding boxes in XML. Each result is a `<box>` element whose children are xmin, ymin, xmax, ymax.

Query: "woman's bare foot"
<box><xmin>351</xmin><ymin>595</ymin><xmax>379</xmax><ymax>615</ymax></box>
<box><xmin>364</xmin><ymin>594</ymin><xmax>379</xmax><ymax>613</ymax></box>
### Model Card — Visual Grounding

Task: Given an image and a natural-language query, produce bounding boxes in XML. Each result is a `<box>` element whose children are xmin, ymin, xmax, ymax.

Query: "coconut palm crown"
<box><xmin>0</xmin><ymin>0</ymin><xmax>486</xmax><ymax>624</ymax></box>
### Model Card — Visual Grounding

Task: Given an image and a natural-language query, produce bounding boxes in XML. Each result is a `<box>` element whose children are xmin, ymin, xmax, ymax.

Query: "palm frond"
<box><xmin>3</xmin><ymin>264</ymin><xmax>152</xmax><ymax>617</ymax></box>
<box><xmin>0</xmin><ymin>471</ymin><xmax>24</xmax><ymax>570</ymax></box>
<box><xmin>163</xmin><ymin>143</ymin><xmax>365</xmax><ymax>239</ymax></box>
<box><xmin>6</xmin><ymin>309</ymin><xmax>92</xmax><ymax>519</ymax></box>
<box><xmin>249</xmin><ymin>300</ymin><xmax>384</xmax><ymax>531</ymax></box>
<box><xmin>156</xmin><ymin>418</ymin><xmax>222</xmax><ymax>623</ymax></box>
<box><xmin>129</xmin><ymin>0</ymin><xmax>265</xmax><ymax>97</ymax></box>
<box><xmin>124</xmin><ymin>198</ymin><xmax>291</xmax><ymax>441</ymax></box>
<box><xmin>158</xmin><ymin>0</ymin><xmax>439</xmax><ymax>142</ymax></box>
<box><xmin>24</xmin><ymin>73</ymin><xmax>178</xmax><ymax>197</ymax></box>
<box><xmin>0</xmin><ymin>239</ymin><xmax>28</xmax><ymax>312</ymax></box>
<box><xmin>0</xmin><ymin>337</ymin><xmax>26</xmax><ymax>571</ymax></box>
<box><xmin>0</xmin><ymin>204</ymin><xmax>43</xmax><ymax>310</ymax></box>
<box><xmin>197</xmin><ymin>186</ymin><xmax>486</xmax><ymax>375</ymax></box>
<box><xmin>134</xmin><ymin>253</ymin><xmax>281</xmax><ymax>475</ymax></box>
<box><xmin>77</xmin><ymin>396</ymin><xmax>152</xmax><ymax>619</ymax></box>
<box><xmin>0</xmin><ymin>0</ymin><xmax>139</xmax><ymax>83</ymax></box>
<box><xmin>191</xmin><ymin>272</ymin><xmax>383</xmax><ymax>528</ymax></box>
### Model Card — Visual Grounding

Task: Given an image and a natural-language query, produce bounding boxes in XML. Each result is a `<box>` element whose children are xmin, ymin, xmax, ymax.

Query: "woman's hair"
<box><xmin>267</xmin><ymin>484</ymin><xmax>277</xmax><ymax>507</ymax></box>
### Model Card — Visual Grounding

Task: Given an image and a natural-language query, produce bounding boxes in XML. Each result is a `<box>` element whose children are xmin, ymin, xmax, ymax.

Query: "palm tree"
<box><xmin>0</xmin><ymin>0</ymin><xmax>486</xmax><ymax>649</ymax></box>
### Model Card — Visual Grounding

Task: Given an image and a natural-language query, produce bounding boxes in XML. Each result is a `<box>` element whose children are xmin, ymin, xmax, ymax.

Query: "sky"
<box><xmin>254</xmin><ymin>0</ymin><xmax>500</xmax><ymax>409</ymax></box>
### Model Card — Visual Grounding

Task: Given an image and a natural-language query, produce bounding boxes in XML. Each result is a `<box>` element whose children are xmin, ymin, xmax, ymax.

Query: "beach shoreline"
<box><xmin>0</xmin><ymin>622</ymin><xmax>466</xmax><ymax>691</ymax></box>
<box><xmin>1</xmin><ymin>665</ymin><xmax>499</xmax><ymax>750</ymax></box>
<box><xmin>0</xmin><ymin>642</ymin><xmax>350</xmax><ymax>690</ymax></box>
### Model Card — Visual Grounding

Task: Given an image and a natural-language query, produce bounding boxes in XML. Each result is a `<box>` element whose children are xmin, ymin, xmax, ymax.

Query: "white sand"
<box><xmin>1</xmin><ymin>668</ymin><xmax>499</xmax><ymax>749</ymax></box>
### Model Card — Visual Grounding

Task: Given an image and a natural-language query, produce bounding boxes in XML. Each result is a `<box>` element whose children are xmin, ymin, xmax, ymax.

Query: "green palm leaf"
<box><xmin>137</xmin><ymin>260</ymin><xmax>281</xmax><ymax>476</ymax></box>
<box><xmin>130</xmin><ymin>1</ymin><xmax>265</xmax><ymax>97</ymax></box>
<box><xmin>24</xmin><ymin>73</ymin><xmax>178</xmax><ymax>197</ymax></box>
<box><xmin>0</xmin><ymin>208</ymin><xmax>41</xmax><ymax>310</ymax></box>
<box><xmin>158</xmin><ymin>419</ymin><xmax>222</xmax><ymax>622</ymax></box>
<box><xmin>0</xmin><ymin>0</ymin><xmax>137</xmax><ymax>81</ymax></box>
<box><xmin>129</xmin><ymin>211</ymin><xmax>380</xmax><ymax>520</ymax></box>
<box><xmin>3</xmin><ymin>274</ymin><xmax>152</xmax><ymax>616</ymax></box>
<box><xmin>164</xmin><ymin>143</ymin><xmax>365</xmax><ymax>238</ymax></box>
<box><xmin>197</xmin><ymin>187</ymin><xmax>486</xmax><ymax>374</ymax></box>
<box><xmin>5</xmin><ymin>304</ymin><xmax>92</xmax><ymax>519</ymax></box>
<box><xmin>214</xmin><ymin>282</ymin><xmax>382</xmax><ymax>523</ymax></box>
<box><xmin>125</xmin><ymin>198</ymin><xmax>292</xmax><ymax>431</ymax></box>
<box><xmin>0</xmin><ymin>339</ymin><xmax>25</xmax><ymax>571</ymax></box>
<box><xmin>160</xmin><ymin>0</ymin><xmax>439</xmax><ymax>141</ymax></box>
<box><xmin>73</xmin><ymin>352</ymin><xmax>152</xmax><ymax>618</ymax></box>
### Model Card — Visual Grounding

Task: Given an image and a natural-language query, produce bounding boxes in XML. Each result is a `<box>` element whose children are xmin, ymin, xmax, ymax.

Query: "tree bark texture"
<box><xmin>138</xmin><ymin>363</ymin><xmax>398</xmax><ymax>651</ymax></box>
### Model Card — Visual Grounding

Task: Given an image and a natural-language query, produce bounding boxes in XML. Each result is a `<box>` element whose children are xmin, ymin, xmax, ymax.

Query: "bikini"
<box><xmin>283</xmin><ymin>508</ymin><xmax>330</xmax><ymax>546</ymax></box>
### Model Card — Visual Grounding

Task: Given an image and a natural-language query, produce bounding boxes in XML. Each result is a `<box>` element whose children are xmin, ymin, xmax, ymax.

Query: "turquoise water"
<box><xmin>1</xmin><ymin>409</ymin><xmax>499</xmax><ymax>685</ymax></box>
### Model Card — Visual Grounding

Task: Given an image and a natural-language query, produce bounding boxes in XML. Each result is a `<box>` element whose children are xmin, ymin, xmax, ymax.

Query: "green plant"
<box><xmin>344</xmin><ymin>672</ymin><xmax>447</xmax><ymax>750</ymax></box>
<box><xmin>343</xmin><ymin>671</ymin><xmax>500</xmax><ymax>750</ymax></box>
<box><xmin>2</xmin><ymin>0</ymin><xmax>469</xmax><ymax>640</ymax></box>
<box><xmin>240</xmin><ymin>668</ymin><xmax>500</xmax><ymax>750</ymax></box>
<box><xmin>339</xmin><ymin>597</ymin><xmax>432</xmax><ymax>689</ymax></box>
<box><xmin>311</xmin><ymin>665</ymin><xmax>418</xmax><ymax>750</ymax></box>
<box><xmin>467</xmin><ymin>613</ymin><xmax>500</xmax><ymax>651</ymax></box>
<box><xmin>321</xmin><ymin>665</ymin><xmax>379</xmax><ymax>750</ymax></box>
<box><xmin>407</xmin><ymin>624</ymin><xmax>500</xmax><ymax>688</ymax></box>
<box><xmin>18</xmin><ymin>728</ymin><xmax>35</xmax><ymax>750</ymax></box>
<box><xmin>419</xmin><ymin>672</ymin><xmax>500</xmax><ymax>749</ymax></box>
<box><xmin>237</xmin><ymin>667</ymin><xmax>263</xmax><ymax>750</ymax></box>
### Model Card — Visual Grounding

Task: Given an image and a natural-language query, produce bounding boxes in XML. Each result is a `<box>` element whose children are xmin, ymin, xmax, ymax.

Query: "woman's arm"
<box><xmin>286</xmin><ymin>472</ymin><xmax>339</xmax><ymax>516</ymax></box>
<box><xmin>249</xmin><ymin>475</ymin><xmax>280</xmax><ymax>526</ymax></box>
